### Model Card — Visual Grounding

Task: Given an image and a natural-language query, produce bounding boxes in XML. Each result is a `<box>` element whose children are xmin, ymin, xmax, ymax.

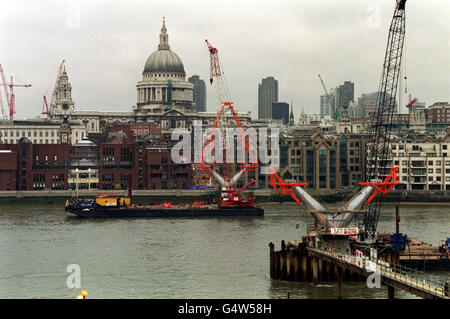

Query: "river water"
<box><xmin>0</xmin><ymin>201</ymin><xmax>448</xmax><ymax>299</ymax></box>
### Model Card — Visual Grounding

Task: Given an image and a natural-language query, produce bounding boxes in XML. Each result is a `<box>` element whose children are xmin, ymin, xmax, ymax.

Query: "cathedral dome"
<box><xmin>143</xmin><ymin>18</ymin><xmax>185</xmax><ymax>75</ymax></box>
<box><xmin>144</xmin><ymin>50</ymin><xmax>185</xmax><ymax>74</ymax></box>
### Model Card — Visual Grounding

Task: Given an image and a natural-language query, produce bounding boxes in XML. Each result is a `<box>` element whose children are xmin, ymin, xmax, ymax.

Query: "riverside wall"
<box><xmin>0</xmin><ymin>188</ymin><xmax>449</xmax><ymax>204</ymax></box>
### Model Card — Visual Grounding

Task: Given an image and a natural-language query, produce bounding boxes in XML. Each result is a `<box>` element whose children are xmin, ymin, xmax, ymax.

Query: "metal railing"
<box><xmin>377</xmin><ymin>261</ymin><xmax>448</xmax><ymax>298</ymax></box>
<box><xmin>307</xmin><ymin>240</ymin><xmax>449</xmax><ymax>299</ymax></box>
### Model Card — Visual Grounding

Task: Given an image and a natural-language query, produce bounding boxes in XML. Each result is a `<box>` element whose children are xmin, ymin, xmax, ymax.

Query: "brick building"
<box><xmin>0</xmin><ymin>138</ymin><xmax>70</xmax><ymax>191</ymax></box>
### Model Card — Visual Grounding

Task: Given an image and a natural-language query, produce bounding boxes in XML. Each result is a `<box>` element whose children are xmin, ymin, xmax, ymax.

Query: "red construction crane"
<box><xmin>406</xmin><ymin>94</ymin><xmax>417</xmax><ymax>120</ymax></box>
<box><xmin>200</xmin><ymin>39</ymin><xmax>257</xmax><ymax>178</ymax></box>
<box><xmin>42</xmin><ymin>60</ymin><xmax>65</xmax><ymax>117</ymax></box>
<box><xmin>199</xmin><ymin>39</ymin><xmax>258</xmax><ymax>208</ymax></box>
<box><xmin>0</xmin><ymin>84</ymin><xmax>6</xmax><ymax>120</ymax></box>
<box><xmin>0</xmin><ymin>64</ymin><xmax>32</xmax><ymax>120</ymax></box>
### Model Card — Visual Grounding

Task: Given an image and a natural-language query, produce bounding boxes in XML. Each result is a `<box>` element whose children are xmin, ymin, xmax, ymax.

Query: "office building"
<box><xmin>258</xmin><ymin>77</ymin><xmax>278</xmax><ymax>119</ymax></box>
<box><xmin>188</xmin><ymin>75</ymin><xmax>206</xmax><ymax>112</ymax></box>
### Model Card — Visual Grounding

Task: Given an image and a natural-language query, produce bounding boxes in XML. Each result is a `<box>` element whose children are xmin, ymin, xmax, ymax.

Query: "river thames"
<box><xmin>0</xmin><ymin>201</ymin><xmax>448</xmax><ymax>298</ymax></box>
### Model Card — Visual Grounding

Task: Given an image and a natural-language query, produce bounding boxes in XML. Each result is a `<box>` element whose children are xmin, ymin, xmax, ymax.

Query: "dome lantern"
<box><xmin>143</xmin><ymin>17</ymin><xmax>185</xmax><ymax>74</ymax></box>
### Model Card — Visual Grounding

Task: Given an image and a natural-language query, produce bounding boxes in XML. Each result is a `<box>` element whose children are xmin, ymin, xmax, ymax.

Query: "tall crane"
<box><xmin>318</xmin><ymin>74</ymin><xmax>337</xmax><ymax>120</ymax></box>
<box><xmin>0</xmin><ymin>64</ymin><xmax>32</xmax><ymax>120</ymax></box>
<box><xmin>360</xmin><ymin>0</ymin><xmax>408</xmax><ymax>242</ymax></box>
<box><xmin>199</xmin><ymin>39</ymin><xmax>258</xmax><ymax>208</ymax></box>
<box><xmin>42</xmin><ymin>60</ymin><xmax>65</xmax><ymax>117</ymax></box>
<box><xmin>0</xmin><ymin>81</ymin><xmax>6</xmax><ymax>120</ymax></box>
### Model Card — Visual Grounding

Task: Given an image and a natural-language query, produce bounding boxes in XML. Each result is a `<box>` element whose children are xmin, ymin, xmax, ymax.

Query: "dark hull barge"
<box><xmin>65</xmin><ymin>197</ymin><xmax>263</xmax><ymax>218</ymax></box>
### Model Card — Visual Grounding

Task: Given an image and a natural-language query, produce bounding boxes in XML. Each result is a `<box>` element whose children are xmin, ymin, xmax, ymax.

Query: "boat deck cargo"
<box><xmin>65</xmin><ymin>195</ymin><xmax>264</xmax><ymax>218</ymax></box>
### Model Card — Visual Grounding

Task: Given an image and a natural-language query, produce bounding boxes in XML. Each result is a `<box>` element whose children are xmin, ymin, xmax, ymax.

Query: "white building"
<box><xmin>390</xmin><ymin>134</ymin><xmax>450</xmax><ymax>190</ymax></box>
<box><xmin>0</xmin><ymin>119</ymin><xmax>87</xmax><ymax>145</ymax></box>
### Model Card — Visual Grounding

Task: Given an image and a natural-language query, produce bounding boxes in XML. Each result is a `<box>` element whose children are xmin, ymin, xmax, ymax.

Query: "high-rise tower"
<box><xmin>188</xmin><ymin>75</ymin><xmax>206</xmax><ymax>112</ymax></box>
<box><xmin>258</xmin><ymin>77</ymin><xmax>278</xmax><ymax>119</ymax></box>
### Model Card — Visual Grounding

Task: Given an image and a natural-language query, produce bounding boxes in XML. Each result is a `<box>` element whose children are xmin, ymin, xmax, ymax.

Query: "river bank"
<box><xmin>0</xmin><ymin>188</ymin><xmax>449</xmax><ymax>205</ymax></box>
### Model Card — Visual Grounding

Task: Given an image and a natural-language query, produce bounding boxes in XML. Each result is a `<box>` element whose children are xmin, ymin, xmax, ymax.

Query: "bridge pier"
<box><xmin>301</xmin><ymin>255</ymin><xmax>308</xmax><ymax>281</ymax></box>
<box><xmin>388</xmin><ymin>285</ymin><xmax>395</xmax><ymax>299</ymax></box>
<box><xmin>325</xmin><ymin>260</ymin><xmax>332</xmax><ymax>281</ymax></box>
<box><xmin>286</xmin><ymin>250</ymin><xmax>292</xmax><ymax>280</ymax></box>
<box><xmin>318</xmin><ymin>258</ymin><xmax>324</xmax><ymax>281</ymax></box>
<box><xmin>337</xmin><ymin>266</ymin><xmax>343</xmax><ymax>299</ymax></box>
<box><xmin>293</xmin><ymin>254</ymin><xmax>300</xmax><ymax>281</ymax></box>
<box><xmin>312</xmin><ymin>256</ymin><xmax>319</xmax><ymax>285</ymax></box>
<box><xmin>280</xmin><ymin>252</ymin><xmax>286</xmax><ymax>279</ymax></box>
<box><xmin>269</xmin><ymin>242</ymin><xmax>274</xmax><ymax>278</ymax></box>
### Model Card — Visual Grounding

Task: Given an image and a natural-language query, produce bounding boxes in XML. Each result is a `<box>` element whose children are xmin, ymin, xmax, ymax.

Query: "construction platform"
<box><xmin>269</xmin><ymin>235</ymin><xmax>450</xmax><ymax>299</ymax></box>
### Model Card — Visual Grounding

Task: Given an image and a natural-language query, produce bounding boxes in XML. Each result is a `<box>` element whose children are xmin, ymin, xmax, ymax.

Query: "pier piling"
<box><xmin>337</xmin><ymin>266</ymin><xmax>343</xmax><ymax>299</ymax></box>
<box><xmin>388</xmin><ymin>285</ymin><xmax>395</xmax><ymax>299</ymax></box>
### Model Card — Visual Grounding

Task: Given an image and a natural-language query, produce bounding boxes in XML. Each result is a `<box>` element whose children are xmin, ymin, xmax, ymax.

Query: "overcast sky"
<box><xmin>1</xmin><ymin>0</ymin><xmax>448</xmax><ymax>120</ymax></box>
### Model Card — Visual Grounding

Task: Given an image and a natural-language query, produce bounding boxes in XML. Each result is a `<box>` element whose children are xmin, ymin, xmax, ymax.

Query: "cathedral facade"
<box><xmin>51</xmin><ymin>18</ymin><xmax>251</xmax><ymax>134</ymax></box>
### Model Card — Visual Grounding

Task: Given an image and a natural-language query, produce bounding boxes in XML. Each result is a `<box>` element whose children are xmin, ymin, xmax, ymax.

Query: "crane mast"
<box><xmin>0</xmin><ymin>64</ymin><xmax>32</xmax><ymax>120</ymax></box>
<box><xmin>362</xmin><ymin>0</ymin><xmax>407</xmax><ymax>241</ymax></box>
<box><xmin>200</xmin><ymin>40</ymin><xmax>258</xmax><ymax>207</ymax></box>
<box><xmin>43</xmin><ymin>60</ymin><xmax>65</xmax><ymax>117</ymax></box>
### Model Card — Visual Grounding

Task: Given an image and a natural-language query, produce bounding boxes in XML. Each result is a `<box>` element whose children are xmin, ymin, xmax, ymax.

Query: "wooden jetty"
<box><xmin>269</xmin><ymin>237</ymin><xmax>450</xmax><ymax>299</ymax></box>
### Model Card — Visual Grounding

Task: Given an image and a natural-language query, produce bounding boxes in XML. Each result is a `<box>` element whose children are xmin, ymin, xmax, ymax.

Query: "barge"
<box><xmin>65</xmin><ymin>193</ymin><xmax>264</xmax><ymax>218</ymax></box>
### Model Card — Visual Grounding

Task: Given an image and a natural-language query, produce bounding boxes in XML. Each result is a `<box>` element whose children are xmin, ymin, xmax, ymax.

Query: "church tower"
<box><xmin>52</xmin><ymin>66</ymin><xmax>75</xmax><ymax>117</ymax></box>
<box><xmin>288</xmin><ymin>101</ymin><xmax>294</xmax><ymax>126</ymax></box>
<box><xmin>298</xmin><ymin>105</ymin><xmax>309</xmax><ymax>125</ymax></box>
<box><xmin>59</xmin><ymin>116</ymin><xmax>72</xmax><ymax>144</ymax></box>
